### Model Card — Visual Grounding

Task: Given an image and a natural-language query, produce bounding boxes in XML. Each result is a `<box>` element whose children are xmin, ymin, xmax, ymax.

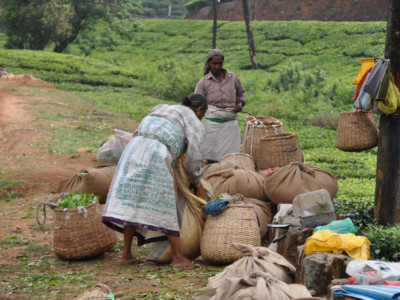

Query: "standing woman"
<box><xmin>102</xmin><ymin>93</ymin><xmax>207</xmax><ymax>267</ymax></box>
<box><xmin>195</xmin><ymin>49</ymin><xmax>245</xmax><ymax>162</ymax></box>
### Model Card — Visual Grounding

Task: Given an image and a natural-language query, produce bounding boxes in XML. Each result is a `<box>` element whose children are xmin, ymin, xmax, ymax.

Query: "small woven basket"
<box><xmin>242</xmin><ymin>117</ymin><xmax>285</xmax><ymax>166</ymax></box>
<box><xmin>336</xmin><ymin>111</ymin><xmax>379</xmax><ymax>152</ymax></box>
<box><xmin>218</xmin><ymin>152</ymin><xmax>255</xmax><ymax>171</ymax></box>
<box><xmin>200</xmin><ymin>204</ymin><xmax>261</xmax><ymax>264</ymax></box>
<box><xmin>53</xmin><ymin>199</ymin><xmax>117</xmax><ymax>260</ymax></box>
<box><xmin>257</xmin><ymin>133</ymin><xmax>303</xmax><ymax>170</ymax></box>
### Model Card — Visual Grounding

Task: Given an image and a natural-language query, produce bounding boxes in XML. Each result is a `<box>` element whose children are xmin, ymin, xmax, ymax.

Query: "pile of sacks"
<box><xmin>194</xmin><ymin>243</ymin><xmax>313</xmax><ymax>300</ymax></box>
<box><xmin>57</xmin><ymin>127</ymin><xmax>339</xmax><ymax>266</ymax></box>
<box><xmin>202</xmin><ymin>153</ymin><xmax>338</xmax><ymax>241</ymax></box>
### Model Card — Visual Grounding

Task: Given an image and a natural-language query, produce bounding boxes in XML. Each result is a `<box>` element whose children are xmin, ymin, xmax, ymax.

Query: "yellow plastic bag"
<box><xmin>377</xmin><ymin>73</ymin><xmax>400</xmax><ymax>115</ymax></box>
<box><xmin>304</xmin><ymin>230</ymin><xmax>370</xmax><ymax>260</ymax></box>
<box><xmin>352</xmin><ymin>58</ymin><xmax>376</xmax><ymax>85</ymax></box>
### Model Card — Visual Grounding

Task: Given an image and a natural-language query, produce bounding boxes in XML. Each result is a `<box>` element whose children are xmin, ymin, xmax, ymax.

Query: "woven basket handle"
<box><xmin>35</xmin><ymin>200</ymin><xmax>57</xmax><ymax>226</ymax></box>
<box><xmin>35</xmin><ymin>193</ymin><xmax>67</xmax><ymax>225</ymax></box>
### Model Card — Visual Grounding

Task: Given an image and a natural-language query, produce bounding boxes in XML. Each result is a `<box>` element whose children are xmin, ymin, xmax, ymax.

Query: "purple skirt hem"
<box><xmin>102</xmin><ymin>216</ymin><xmax>179</xmax><ymax>245</ymax></box>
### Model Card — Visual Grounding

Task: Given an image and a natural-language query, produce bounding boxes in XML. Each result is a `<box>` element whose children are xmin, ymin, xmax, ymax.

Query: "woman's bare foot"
<box><xmin>171</xmin><ymin>256</ymin><xmax>193</xmax><ymax>267</ymax></box>
<box><xmin>121</xmin><ymin>255</ymin><xmax>142</xmax><ymax>265</ymax></box>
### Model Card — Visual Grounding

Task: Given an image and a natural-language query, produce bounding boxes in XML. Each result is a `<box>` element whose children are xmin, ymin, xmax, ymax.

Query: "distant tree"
<box><xmin>242</xmin><ymin>0</ymin><xmax>258</xmax><ymax>69</ymax></box>
<box><xmin>0</xmin><ymin>0</ymin><xmax>142</xmax><ymax>53</ymax></box>
<box><xmin>212</xmin><ymin>0</ymin><xmax>217</xmax><ymax>48</ymax></box>
<box><xmin>0</xmin><ymin>0</ymin><xmax>73</xmax><ymax>50</ymax></box>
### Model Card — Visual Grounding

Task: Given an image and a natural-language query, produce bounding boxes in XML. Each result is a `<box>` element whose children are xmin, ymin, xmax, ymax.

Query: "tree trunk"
<box><xmin>212</xmin><ymin>0</ymin><xmax>217</xmax><ymax>49</ymax></box>
<box><xmin>242</xmin><ymin>0</ymin><xmax>258</xmax><ymax>69</ymax></box>
<box><xmin>53</xmin><ymin>21</ymin><xmax>81</xmax><ymax>53</ymax></box>
<box><xmin>374</xmin><ymin>0</ymin><xmax>400</xmax><ymax>225</ymax></box>
<box><xmin>249</xmin><ymin>0</ymin><xmax>255</xmax><ymax>21</ymax></box>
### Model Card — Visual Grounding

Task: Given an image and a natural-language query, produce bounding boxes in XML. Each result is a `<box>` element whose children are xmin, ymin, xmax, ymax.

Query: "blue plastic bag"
<box><xmin>203</xmin><ymin>199</ymin><xmax>230</xmax><ymax>215</ymax></box>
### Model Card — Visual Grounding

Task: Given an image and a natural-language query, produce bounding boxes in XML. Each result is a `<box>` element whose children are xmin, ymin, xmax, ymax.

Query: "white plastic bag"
<box><xmin>346</xmin><ymin>259</ymin><xmax>400</xmax><ymax>284</ymax></box>
<box><xmin>96</xmin><ymin>129</ymin><xmax>133</xmax><ymax>164</ymax></box>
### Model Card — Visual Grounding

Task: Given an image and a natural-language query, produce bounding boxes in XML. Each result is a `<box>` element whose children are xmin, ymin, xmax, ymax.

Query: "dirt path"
<box><xmin>0</xmin><ymin>77</ymin><xmax>99</xmax><ymax>198</ymax></box>
<box><xmin>0</xmin><ymin>77</ymin><xmax>217</xmax><ymax>299</ymax></box>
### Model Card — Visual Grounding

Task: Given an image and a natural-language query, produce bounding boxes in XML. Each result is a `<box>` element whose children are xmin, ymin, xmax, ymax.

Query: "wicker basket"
<box><xmin>257</xmin><ymin>133</ymin><xmax>303</xmax><ymax>170</ymax></box>
<box><xmin>218</xmin><ymin>152</ymin><xmax>255</xmax><ymax>171</ymax></box>
<box><xmin>242</xmin><ymin>117</ymin><xmax>285</xmax><ymax>166</ymax></box>
<box><xmin>200</xmin><ymin>204</ymin><xmax>261</xmax><ymax>264</ymax></box>
<box><xmin>336</xmin><ymin>111</ymin><xmax>379</xmax><ymax>152</ymax></box>
<box><xmin>53</xmin><ymin>199</ymin><xmax>117</xmax><ymax>260</ymax></box>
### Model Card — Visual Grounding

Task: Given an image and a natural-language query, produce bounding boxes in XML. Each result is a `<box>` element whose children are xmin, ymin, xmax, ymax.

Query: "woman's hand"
<box><xmin>234</xmin><ymin>102</ymin><xmax>243</xmax><ymax>113</ymax></box>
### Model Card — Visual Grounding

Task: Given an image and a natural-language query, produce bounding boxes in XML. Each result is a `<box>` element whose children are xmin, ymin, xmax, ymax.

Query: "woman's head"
<box><xmin>204</xmin><ymin>49</ymin><xmax>224</xmax><ymax>75</ymax></box>
<box><xmin>181</xmin><ymin>93</ymin><xmax>208</xmax><ymax>120</ymax></box>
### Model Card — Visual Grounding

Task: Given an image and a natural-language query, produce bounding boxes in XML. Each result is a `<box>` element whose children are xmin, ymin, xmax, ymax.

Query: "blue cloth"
<box><xmin>334</xmin><ymin>285</ymin><xmax>400</xmax><ymax>300</ymax></box>
<box><xmin>203</xmin><ymin>199</ymin><xmax>230</xmax><ymax>215</ymax></box>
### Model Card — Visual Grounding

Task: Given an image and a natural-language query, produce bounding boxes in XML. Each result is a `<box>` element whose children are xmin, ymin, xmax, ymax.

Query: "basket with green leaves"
<box><xmin>36</xmin><ymin>192</ymin><xmax>117</xmax><ymax>260</ymax></box>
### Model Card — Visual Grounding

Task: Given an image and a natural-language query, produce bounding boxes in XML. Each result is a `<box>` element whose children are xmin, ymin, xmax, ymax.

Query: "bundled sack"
<box><xmin>204</xmin><ymin>166</ymin><xmax>267</xmax><ymax>201</ymax></box>
<box><xmin>263</xmin><ymin>161</ymin><xmax>338</xmax><ymax>205</ymax></box>
<box><xmin>208</xmin><ymin>243</ymin><xmax>296</xmax><ymax>284</ymax></box>
<box><xmin>96</xmin><ymin>129</ymin><xmax>133</xmax><ymax>164</ymax></box>
<box><xmin>58</xmin><ymin>165</ymin><xmax>116</xmax><ymax>204</ymax></box>
<box><xmin>194</xmin><ymin>244</ymin><xmax>312</xmax><ymax>300</ymax></box>
<box><xmin>195</xmin><ymin>271</ymin><xmax>311</xmax><ymax>300</ymax></box>
<box><xmin>218</xmin><ymin>152</ymin><xmax>256</xmax><ymax>171</ymax></box>
<box><xmin>146</xmin><ymin>166</ymin><xmax>212</xmax><ymax>264</ymax></box>
<box><xmin>203</xmin><ymin>153</ymin><xmax>255</xmax><ymax>177</ymax></box>
<box><xmin>76</xmin><ymin>283</ymin><xmax>123</xmax><ymax>300</ymax></box>
<box><xmin>220</xmin><ymin>193</ymin><xmax>273</xmax><ymax>238</ymax></box>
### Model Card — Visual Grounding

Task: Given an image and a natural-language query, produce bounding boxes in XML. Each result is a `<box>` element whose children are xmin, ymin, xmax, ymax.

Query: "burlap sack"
<box><xmin>58</xmin><ymin>165</ymin><xmax>116</xmax><ymax>204</ymax></box>
<box><xmin>195</xmin><ymin>271</ymin><xmax>311</xmax><ymax>300</ymax></box>
<box><xmin>204</xmin><ymin>166</ymin><xmax>267</xmax><ymax>201</ymax></box>
<box><xmin>194</xmin><ymin>244</ymin><xmax>311</xmax><ymax>300</ymax></box>
<box><xmin>203</xmin><ymin>156</ymin><xmax>255</xmax><ymax>178</ymax></box>
<box><xmin>76</xmin><ymin>283</ymin><xmax>112</xmax><ymax>299</ymax></box>
<box><xmin>263</xmin><ymin>161</ymin><xmax>338</xmax><ymax>205</ymax></box>
<box><xmin>208</xmin><ymin>243</ymin><xmax>295</xmax><ymax>285</ymax></box>
<box><xmin>220</xmin><ymin>193</ymin><xmax>273</xmax><ymax>238</ymax></box>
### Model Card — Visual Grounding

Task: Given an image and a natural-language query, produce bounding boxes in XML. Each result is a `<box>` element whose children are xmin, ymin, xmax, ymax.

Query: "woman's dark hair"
<box><xmin>182</xmin><ymin>93</ymin><xmax>208</xmax><ymax>112</ymax></box>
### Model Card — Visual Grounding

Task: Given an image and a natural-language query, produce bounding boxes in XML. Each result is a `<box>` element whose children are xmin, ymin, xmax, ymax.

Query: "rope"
<box><xmin>35</xmin><ymin>193</ymin><xmax>66</xmax><ymax>226</ymax></box>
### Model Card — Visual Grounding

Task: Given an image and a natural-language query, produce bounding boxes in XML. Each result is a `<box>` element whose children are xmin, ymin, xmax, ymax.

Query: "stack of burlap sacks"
<box><xmin>58</xmin><ymin>119</ymin><xmax>337</xmax><ymax>299</ymax></box>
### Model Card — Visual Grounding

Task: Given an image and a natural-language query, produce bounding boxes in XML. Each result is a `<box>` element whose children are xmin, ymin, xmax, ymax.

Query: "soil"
<box><xmin>0</xmin><ymin>77</ymin><xmax>219</xmax><ymax>299</ymax></box>
<box><xmin>186</xmin><ymin>0</ymin><xmax>389</xmax><ymax>22</ymax></box>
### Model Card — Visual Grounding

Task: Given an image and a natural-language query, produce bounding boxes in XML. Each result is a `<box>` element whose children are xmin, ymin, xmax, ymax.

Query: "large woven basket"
<box><xmin>218</xmin><ymin>152</ymin><xmax>255</xmax><ymax>171</ymax></box>
<box><xmin>53</xmin><ymin>199</ymin><xmax>117</xmax><ymax>260</ymax></box>
<box><xmin>336</xmin><ymin>111</ymin><xmax>379</xmax><ymax>152</ymax></box>
<box><xmin>200</xmin><ymin>204</ymin><xmax>261</xmax><ymax>264</ymax></box>
<box><xmin>257</xmin><ymin>133</ymin><xmax>303</xmax><ymax>170</ymax></box>
<box><xmin>242</xmin><ymin>117</ymin><xmax>285</xmax><ymax>167</ymax></box>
